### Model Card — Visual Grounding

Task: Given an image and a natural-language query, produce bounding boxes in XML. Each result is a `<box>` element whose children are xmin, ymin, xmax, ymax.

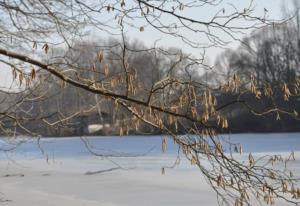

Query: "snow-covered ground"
<box><xmin>0</xmin><ymin>134</ymin><xmax>299</xmax><ymax>206</ymax></box>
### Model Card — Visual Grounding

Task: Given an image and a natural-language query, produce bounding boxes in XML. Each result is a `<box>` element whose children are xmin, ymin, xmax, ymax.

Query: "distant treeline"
<box><xmin>2</xmin><ymin>19</ymin><xmax>300</xmax><ymax>136</ymax></box>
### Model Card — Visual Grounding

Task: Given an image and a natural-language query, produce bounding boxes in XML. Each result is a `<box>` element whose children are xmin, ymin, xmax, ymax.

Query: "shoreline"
<box><xmin>0</xmin><ymin>131</ymin><xmax>300</xmax><ymax>140</ymax></box>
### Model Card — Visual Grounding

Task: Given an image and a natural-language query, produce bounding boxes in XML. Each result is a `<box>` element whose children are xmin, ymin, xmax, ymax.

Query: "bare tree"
<box><xmin>0</xmin><ymin>1</ymin><xmax>300</xmax><ymax>205</ymax></box>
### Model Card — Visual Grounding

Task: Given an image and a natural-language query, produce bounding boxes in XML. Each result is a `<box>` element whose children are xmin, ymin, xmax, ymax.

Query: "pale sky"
<box><xmin>122</xmin><ymin>0</ymin><xmax>292</xmax><ymax>64</ymax></box>
<box><xmin>0</xmin><ymin>0</ymin><xmax>295</xmax><ymax>89</ymax></box>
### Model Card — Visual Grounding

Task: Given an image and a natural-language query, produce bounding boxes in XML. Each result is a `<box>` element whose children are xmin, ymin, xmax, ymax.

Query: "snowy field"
<box><xmin>0</xmin><ymin>133</ymin><xmax>300</xmax><ymax>206</ymax></box>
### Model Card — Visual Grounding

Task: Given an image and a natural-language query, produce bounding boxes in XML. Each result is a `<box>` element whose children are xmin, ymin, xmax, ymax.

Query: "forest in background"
<box><xmin>1</xmin><ymin>15</ymin><xmax>300</xmax><ymax>137</ymax></box>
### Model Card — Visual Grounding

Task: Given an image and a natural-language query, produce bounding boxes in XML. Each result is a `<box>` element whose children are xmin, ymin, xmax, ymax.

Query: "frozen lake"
<box><xmin>1</xmin><ymin>133</ymin><xmax>300</xmax><ymax>160</ymax></box>
<box><xmin>0</xmin><ymin>133</ymin><xmax>299</xmax><ymax>206</ymax></box>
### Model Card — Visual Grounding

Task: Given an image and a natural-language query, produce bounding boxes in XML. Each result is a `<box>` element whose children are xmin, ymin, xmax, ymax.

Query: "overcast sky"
<box><xmin>0</xmin><ymin>0</ymin><xmax>295</xmax><ymax>89</ymax></box>
<box><xmin>122</xmin><ymin>0</ymin><xmax>292</xmax><ymax>64</ymax></box>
